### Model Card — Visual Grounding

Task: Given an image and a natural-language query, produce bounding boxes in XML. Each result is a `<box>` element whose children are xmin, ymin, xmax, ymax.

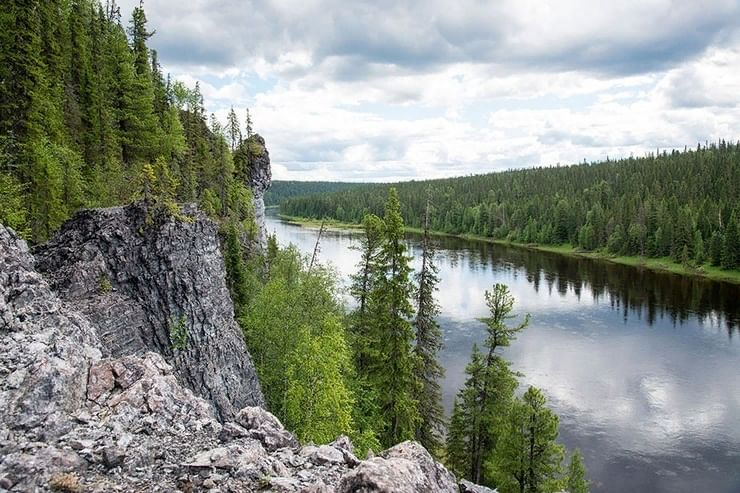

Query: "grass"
<box><xmin>278</xmin><ymin>214</ymin><xmax>740</xmax><ymax>284</ymax></box>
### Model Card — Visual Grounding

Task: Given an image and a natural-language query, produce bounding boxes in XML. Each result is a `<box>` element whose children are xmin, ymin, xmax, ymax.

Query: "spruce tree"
<box><xmin>226</xmin><ymin>106</ymin><xmax>242</xmax><ymax>152</ymax></box>
<box><xmin>447</xmin><ymin>283</ymin><xmax>529</xmax><ymax>485</ymax></box>
<box><xmin>721</xmin><ymin>210</ymin><xmax>739</xmax><ymax>270</ymax></box>
<box><xmin>349</xmin><ymin>213</ymin><xmax>385</xmax><ymax>370</ymax></box>
<box><xmin>369</xmin><ymin>188</ymin><xmax>419</xmax><ymax>446</ymax></box>
<box><xmin>413</xmin><ymin>197</ymin><xmax>445</xmax><ymax>455</ymax></box>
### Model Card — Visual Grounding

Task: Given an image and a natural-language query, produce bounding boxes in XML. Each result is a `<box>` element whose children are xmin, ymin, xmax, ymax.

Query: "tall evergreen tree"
<box><xmin>413</xmin><ymin>197</ymin><xmax>445</xmax><ymax>455</ymax></box>
<box><xmin>369</xmin><ymin>188</ymin><xmax>419</xmax><ymax>446</ymax></box>
<box><xmin>721</xmin><ymin>210</ymin><xmax>739</xmax><ymax>270</ymax></box>
<box><xmin>226</xmin><ymin>106</ymin><xmax>242</xmax><ymax>152</ymax></box>
<box><xmin>447</xmin><ymin>283</ymin><xmax>529</xmax><ymax>485</ymax></box>
<box><xmin>349</xmin><ymin>213</ymin><xmax>385</xmax><ymax>370</ymax></box>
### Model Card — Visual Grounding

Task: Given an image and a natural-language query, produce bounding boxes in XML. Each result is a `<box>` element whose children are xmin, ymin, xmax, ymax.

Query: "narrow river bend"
<box><xmin>266</xmin><ymin>214</ymin><xmax>740</xmax><ymax>493</ymax></box>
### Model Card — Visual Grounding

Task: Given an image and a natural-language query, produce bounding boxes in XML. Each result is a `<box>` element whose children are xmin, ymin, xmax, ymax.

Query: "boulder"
<box><xmin>336</xmin><ymin>441</ymin><xmax>458</xmax><ymax>493</ymax></box>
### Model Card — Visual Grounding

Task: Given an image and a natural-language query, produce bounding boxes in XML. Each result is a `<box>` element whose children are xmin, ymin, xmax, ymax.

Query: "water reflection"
<box><xmin>266</xmin><ymin>215</ymin><xmax>740</xmax><ymax>493</ymax></box>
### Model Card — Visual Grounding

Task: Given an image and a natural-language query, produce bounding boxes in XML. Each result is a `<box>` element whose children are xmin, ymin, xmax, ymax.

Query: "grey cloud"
<box><xmin>124</xmin><ymin>0</ymin><xmax>740</xmax><ymax>78</ymax></box>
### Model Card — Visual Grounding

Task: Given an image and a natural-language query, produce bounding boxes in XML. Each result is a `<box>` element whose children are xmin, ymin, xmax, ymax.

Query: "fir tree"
<box><xmin>721</xmin><ymin>210</ymin><xmax>739</xmax><ymax>270</ymax></box>
<box><xmin>349</xmin><ymin>213</ymin><xmax>385</xmax><ymax>370</ymax></box>
<box><xmin>245</xmin><ymin>108</ymin><xmax>253</xmax><ymax>139</ymax></box>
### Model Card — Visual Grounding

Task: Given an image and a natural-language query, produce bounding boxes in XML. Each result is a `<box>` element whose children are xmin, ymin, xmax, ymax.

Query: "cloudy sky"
<box><xmin>118</xmin><ymin>0</ymin><xmax>740</xmax><ymax>182</ymax></box>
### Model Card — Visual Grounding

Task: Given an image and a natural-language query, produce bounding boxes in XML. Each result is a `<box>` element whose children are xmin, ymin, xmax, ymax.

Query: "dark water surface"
<box><xmin>266</xmin><ymin>214</ymin><xmax>740</xmax><ymax>493</ymax></box>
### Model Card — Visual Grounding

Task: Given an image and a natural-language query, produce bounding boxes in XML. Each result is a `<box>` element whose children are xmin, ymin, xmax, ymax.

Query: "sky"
<box><xmin>118</xmin><ymin>0</ymin><xmax>740</xmax><ymax>182</ymax></box>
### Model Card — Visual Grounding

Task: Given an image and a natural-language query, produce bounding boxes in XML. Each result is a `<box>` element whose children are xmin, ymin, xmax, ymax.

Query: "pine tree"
<box><xmin>566</xmin><ymin>449</ymin><xmax>589</xmax><ymax>493</ymax></box>
<box><xmin>445</xmin><ymin>396</ymin><xmax>470</xmax><ymax>478</ymax></box>
<box><xmin>413</xmin><ymin>197</ymin><xmax>445</xmax><ymax>455</ymax></box>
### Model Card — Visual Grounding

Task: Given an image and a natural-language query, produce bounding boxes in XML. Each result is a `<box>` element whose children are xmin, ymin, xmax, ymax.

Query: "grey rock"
<box><xmin>184</xmin><ymin>441</ymin><xmax>267</xmax><ymax>470</ymax></box>
<box><xmin>234</xmin><ymin>406</ymin><xmax>299</xmax><ymax>451</ymax></box>
<box><xmin>336</xmin><ymin>441</ymin><xmax>458</xmax><ymax>493</ymax></box>
<box><xmin>0</xmin><ymin>225</ymin><xmax>102</xmax><ymax>442</ymax></box>
<box><xmin>460</xmin><ymin>478</ymin><xmax>499</xmax><ymax>493</ymax></box>
<box><xmin>310</xmin><ymin>445</ymin><xmax>345</xmax><ymax>465</ymax></box>
<box><xmin>246</xmin><ymin>134</ymin><xmax>272</xmax><ymax>251</ymax></box>
<box><xmin>34</xmin><ymin>202</ymin><xmax>264</xmax><ymax>420</ymax></box>
<box><xmin>102</xmin><ymin>445</ymin><xmax>126</xmax><ymax>469</ymax></box>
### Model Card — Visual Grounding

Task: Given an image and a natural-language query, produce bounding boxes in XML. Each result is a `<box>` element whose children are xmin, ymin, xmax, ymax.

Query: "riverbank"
<box><xmin>278</xmin><ymin>214</ymin><xmax>740</xmax><ymax>284</ymax></box>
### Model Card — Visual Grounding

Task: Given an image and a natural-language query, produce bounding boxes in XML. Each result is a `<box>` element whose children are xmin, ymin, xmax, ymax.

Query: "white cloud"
<box><xmin>119</xmin><ymin>0</ymin><xmax>740</xmax><ymax>181</ymax></box>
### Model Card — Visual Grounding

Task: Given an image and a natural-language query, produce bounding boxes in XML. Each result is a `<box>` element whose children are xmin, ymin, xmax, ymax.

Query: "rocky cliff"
<box><xmin>0</xmin><ymin>211</ymin><xmax>498</xmax><ymax>492</ymax></box>
<box><xmin>247</xmin><ymin>134</ymin><xmax>272</xmax><ymax>251</ymax></box>
<box><xmin>34</xmin><ymin>203</ymin><xmax>264</xmax><ymax>421</ymax></box>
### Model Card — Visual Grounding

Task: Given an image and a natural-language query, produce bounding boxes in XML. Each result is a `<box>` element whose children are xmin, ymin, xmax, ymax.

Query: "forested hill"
<box><xmin>265</xmin><ymin>180</ymin><xmax>367</xmax><ymax>206</ymax></box>
<box><xmin>0</xmin><ymin>1</ymin><xmax>260</xmax><ymax>243</ymax></box>
<box><xmin>281</xmin><ymin>143</ymin><xmax>740</xmax><ymax>271</ymax></box>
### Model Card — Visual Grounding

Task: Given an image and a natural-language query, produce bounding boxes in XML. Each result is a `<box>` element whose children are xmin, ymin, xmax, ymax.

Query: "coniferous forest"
<box><xmin>265</xmin><ymin>180</ymin><xmax>365</xmax><ymax>206</ymax></box>
<box><xmin>281</xmin><ymin>146</ymin><xmax>740</xmax><ymax>273</ymax></box>
<box><xmin>0</xmin><ymin>1</ymin><xmax>259</xmax><ymax>244</ymax></box>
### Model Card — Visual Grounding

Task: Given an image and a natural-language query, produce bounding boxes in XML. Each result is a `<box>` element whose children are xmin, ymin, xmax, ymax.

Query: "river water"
<box><xmin>265</xmin><ymin>214</ymin><xmax>740</xmax><ymax>493</ymax></box>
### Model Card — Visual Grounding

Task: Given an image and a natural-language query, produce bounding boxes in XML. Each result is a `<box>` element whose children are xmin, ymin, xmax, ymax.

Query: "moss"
<box><xmin>98</xmin><ymin>274</ymin><xmax>112</xmax><ymax>294</ymax></box>
<box><xmin>169</xmin><ymin>314</ymin><xmax>189</xmax><ymax>350</ymax></box>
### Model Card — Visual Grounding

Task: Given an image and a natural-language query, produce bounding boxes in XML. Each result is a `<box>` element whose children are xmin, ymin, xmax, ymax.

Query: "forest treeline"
<box><xmin>0</xmin><ymin>0</ymin><xmax>261</xmax><ymax>243</ymax></box>
<box><xmin>265</xmin><ymin>180</ymin><xmax>365</xmax><ymax>206</ymax></box>
<box><xmin>281</xmin><ymin>145</ymin><xmax>740</xmax><ymax>271</ymax></box>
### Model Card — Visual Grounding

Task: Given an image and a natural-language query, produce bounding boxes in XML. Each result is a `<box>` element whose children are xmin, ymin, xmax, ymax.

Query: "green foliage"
<box><xmin>284</xmin><ymin>321</ymin><xmax>354</xmax><ymax>444</ymax></box>
<box><xmin>366</xmin><ymin>188</ymin><xmax>420</xmax><ymax>446</ymax></box>
<box><xmin>169</xmin><ymin>314</ymin><xmax>188</xmax><ymax>351</ymax></box>
<box><xmin>446</xmin><ymin>286</ymin><xmax>587</xmax><ymax>491</ymax></box>
<box><xmin>282</xmin><ymin>144</ymin><xmax>740</xmax><ymax>273</ymax></box>
<box><xmin>0</xmin><ymin>0</ymin><xmax>256</xmax><ymax>241</ymax></box>
<box><xmin>0</xmin><ymin>173</ymin><xmax>29</xmax><ymax>237</ymax></box>
<box><xmin>566</xmin><ymin>449</ymin><xmax>589</xmax><ymax>493</ymax></box>
<box><xmin>265</xmin><ymin>180</ymin><xmax>365</xmax><ymax>207</ymax></box>
<box><xmin>489</xmin><ymin>387</ymin><xmax>565</xmax><ymax>493</ymax></box>
<box><xmin>241</xmin><ymin>246</ymin><xmax>359</xmax><ymax>445</ymax></box>
<box><xmin>98</xmin><ymin>274</ymin><xmax>112</xmax><ymax>294</ymax></box>
<box><xmin>412</xmin><ymin>200</ymin><xmax>445</xmax><ymax>456</ymax></box>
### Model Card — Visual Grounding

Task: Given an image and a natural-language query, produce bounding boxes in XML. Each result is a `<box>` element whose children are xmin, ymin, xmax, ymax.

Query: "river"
<box><xmin>265</xmin><ymin>213</ymin><xmax>740</xmax><ymax>493</ymax></box>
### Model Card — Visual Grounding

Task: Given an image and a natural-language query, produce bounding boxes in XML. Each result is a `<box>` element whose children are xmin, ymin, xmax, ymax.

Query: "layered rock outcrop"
<box><xmin>34</xmin><ymin>203</ymin><xmax>264</xmax><ymax>420</ymax></box>
<box><xmin>247</xmin><ymin>134</ymin><xmax>272</xmax><ymax>251</ymax></box>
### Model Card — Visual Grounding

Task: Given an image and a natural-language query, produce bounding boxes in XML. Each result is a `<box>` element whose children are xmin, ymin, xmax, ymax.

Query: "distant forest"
<box><xmin>265</xmin><ymin>180</ymin><xmax>365</xmax><ymax>206</ymax></box>
<box><xmin>281</xmin><ymin>144</ymin><xmax>740</xmax><ymax>271</ymax></box>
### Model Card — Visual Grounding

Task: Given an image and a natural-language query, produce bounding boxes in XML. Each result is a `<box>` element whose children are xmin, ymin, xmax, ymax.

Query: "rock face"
<box><xmin>247</xmin><ymin>133</ymin><xmax>272</xmax><ymax>251</ymax></box>
<box><xmin>1</xmin><ymin>214</ymin><xmax>494</xmax><ymax>492</ymax></box>
<box><xmin>34</xmin><ymin>203</ymin><xmax>264</xmax><ymax>420</ymax></box>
